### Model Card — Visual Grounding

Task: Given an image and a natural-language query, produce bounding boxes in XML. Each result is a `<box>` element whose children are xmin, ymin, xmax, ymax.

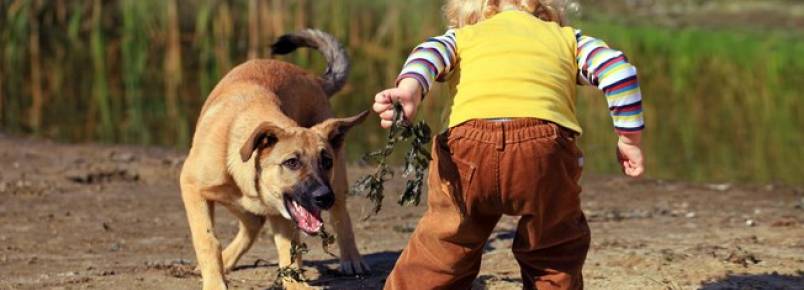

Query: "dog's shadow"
<box><xmin>698</xmin><ymin>272</ymin><xmax>804</xmax><ymax>290</ymax></box>
<box><xmin>232</xmin><ymin>251</ymin><xmax>401</xmax><ymax>289</ymax></box>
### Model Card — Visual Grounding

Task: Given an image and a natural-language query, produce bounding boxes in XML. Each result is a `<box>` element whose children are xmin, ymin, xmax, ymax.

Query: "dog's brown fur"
<box><xmin>180</xmin><ymin>30</ymin><xmax>368</xmax><ymax>290</ymax></box>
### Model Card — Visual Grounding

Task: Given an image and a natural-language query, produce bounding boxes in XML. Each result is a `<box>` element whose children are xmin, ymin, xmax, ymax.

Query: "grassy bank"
<box><xmin>575</xmin><ymin>23</ymin><xmax>803</xmax><ymax>183</ymax></box>
<box><xmin>1</xmin><ymin>0</ymin><xmax>801</xmax><ymax>184</ymax></box>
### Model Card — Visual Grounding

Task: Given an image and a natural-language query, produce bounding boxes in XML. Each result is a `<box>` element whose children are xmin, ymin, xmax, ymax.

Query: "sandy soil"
<box><xmin>0</xmin><ymin>135</ymin><xmax>802</xmax><ymax>290</ymax></box>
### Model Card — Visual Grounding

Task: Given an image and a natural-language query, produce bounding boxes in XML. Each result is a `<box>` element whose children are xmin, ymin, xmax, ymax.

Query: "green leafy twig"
<box><xmin>318</xmin><ymin>226</ymin><xmax>338</xmax><ymax>259</ymax></box>
<box><xmin>351</xmin><ymin>100</ymin><xmax>432</xmax><ymax>218</ymax></box>
<box><xmin>270</xmin><ymin>265</ymin><xmax>307</xmax><ymax>290</ymax></box>
<box><xmin>271</xmin><ymin>226</ymin><xmax>338</xmax><ymax>289</ymax></box>
<box><xmin>290</xmin><ymin>241</ymin><xmax>309</xmax><ymax>262</ymax></box>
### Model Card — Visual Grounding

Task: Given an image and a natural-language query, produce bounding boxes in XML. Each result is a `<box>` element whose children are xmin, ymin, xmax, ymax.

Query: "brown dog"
<box><xmin>180</xmin><ymin>30</ymin><xmax>369</xmax><ymax>290</ymax></box>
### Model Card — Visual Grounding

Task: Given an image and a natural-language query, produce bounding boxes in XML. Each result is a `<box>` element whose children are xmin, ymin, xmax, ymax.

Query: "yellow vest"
<box><xmin>449</xmin><ymin>10</ymin><xmax>581</xmax><ymax>133</ymax></box>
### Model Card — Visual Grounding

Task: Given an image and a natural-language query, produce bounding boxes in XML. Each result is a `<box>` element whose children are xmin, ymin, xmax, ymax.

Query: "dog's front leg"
<box><xmin>268</xmin><ymin>215</ymin><xmax>309</xmax><ymax>288</ymax></box>
<box><xmin>182</xmin><ymin>183</ymin><xmax>227</xmax><ymax>290</ymax></box>
<box><xmin>268</xmin><ymin>215</ymin><xmax>301</xmax><ymax>267</ymax></box>
<box><xmin>330</xmin><ymin>153</ymin><xmax>370</xmax><ymax>275</ymax></box>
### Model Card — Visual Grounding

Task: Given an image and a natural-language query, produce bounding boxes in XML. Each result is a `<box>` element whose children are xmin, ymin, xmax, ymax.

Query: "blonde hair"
<box><xmin>444</xmin><ymin>0</ymin><xmax>577</xmax><ymax>28</ymax></box>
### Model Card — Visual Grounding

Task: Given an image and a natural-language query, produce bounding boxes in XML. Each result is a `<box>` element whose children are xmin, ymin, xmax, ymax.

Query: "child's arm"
<box><xmin>373</xmin><ymin>30</ymin><xmax>457</xmax><ymax>128</ymax></box>
<box><xmin>576</xmin><ymin>31</ymin><xmax>645</xmax><ymax>177</ymax></box>
<box><xmin>576</xmin><ymin>31</ymin><xmax>644</xmax><ymax>133</ymax></box>
<box><xmin>396</xmin><ymin>30</ymin><xmax>458</xmax><ymax>97</ymax></box>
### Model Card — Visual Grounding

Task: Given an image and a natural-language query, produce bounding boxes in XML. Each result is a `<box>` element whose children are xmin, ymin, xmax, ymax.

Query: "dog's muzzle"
<box><xmin>310</xmin><ymin>185</ymin><xmax>335</xmax><ymax>209</ymax></box>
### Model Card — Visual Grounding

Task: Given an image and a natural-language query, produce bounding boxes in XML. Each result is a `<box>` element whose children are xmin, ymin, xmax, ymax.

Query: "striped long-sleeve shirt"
<box><xmin>397</xmin><ymin>29</ymin><xmax>645</xmax><ymax>133</ymax></box>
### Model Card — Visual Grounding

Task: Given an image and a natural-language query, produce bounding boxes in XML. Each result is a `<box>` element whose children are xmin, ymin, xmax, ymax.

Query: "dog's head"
<box><xmin>239</xmin><ymin>111</ymin><xmax>368</xmax><ymax>234</ymax></box>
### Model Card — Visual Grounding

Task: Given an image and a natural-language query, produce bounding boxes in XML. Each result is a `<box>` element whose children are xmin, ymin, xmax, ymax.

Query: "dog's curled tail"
<box><xmin>271</xmin><ymin>29</ymin><xmax>349</xmax><ymax>97</ymax></box>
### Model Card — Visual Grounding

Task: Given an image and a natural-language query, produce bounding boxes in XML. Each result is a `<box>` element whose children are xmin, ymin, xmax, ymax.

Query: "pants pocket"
<box><xmin>432</xmin><ymin>132</ymin><xmax>477</xmax><ymax>217</ymax></box>
<box><xmin>551</xmin><ymin>126</ymin><xmax>583</xmax><ymax>182</ymax></box>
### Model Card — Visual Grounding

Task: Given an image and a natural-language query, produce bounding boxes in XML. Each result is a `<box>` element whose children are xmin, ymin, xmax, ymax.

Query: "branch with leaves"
<box><xmin>271</xmin><ymin>226</ymin><xmax>337</xmax><ymax>289</ymax></box>
<box><xmin>351</xmin><ymin>101</ymin><xmax>432</xmax><ymax>218</ymax></box>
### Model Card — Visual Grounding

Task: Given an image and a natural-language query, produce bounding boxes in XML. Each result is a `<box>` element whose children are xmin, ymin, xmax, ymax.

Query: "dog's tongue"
<box><xmin>289</xmin><ymin>200</ymin><xmax>323</xmax><ymax>234</ymax></box>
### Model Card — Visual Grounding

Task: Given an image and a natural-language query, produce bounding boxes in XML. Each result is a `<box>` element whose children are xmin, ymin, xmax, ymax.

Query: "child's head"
<box><xmin>444</xmin><ymin>0</ymin><xmax>576</xmax><ymax>28</ymax></box>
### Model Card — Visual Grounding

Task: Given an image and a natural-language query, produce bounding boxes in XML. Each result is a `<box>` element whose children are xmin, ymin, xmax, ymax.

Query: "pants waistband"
<box><xmin>448</xmin><ymin>118</ymin><xmax>575</xmax><ymax>148</ymax></box>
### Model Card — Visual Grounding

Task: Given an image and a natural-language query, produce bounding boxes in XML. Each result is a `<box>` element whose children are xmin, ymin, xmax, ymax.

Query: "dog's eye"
<box><xmin>321</xmin><ymin>155</ymin><xmax>333</xmax><ymax>170</ymax></box>
<box><xmin>282</xmin><ymin>158</ymin><xmax>301</xmax><ymax>170</ymax></box>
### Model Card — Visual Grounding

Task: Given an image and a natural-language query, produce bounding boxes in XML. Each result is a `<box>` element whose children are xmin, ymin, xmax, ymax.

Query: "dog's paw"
<box><xmin>339</xmin><ymin>258</ymin><xmax>371</xmax><ymax>275</ymax></box>
<box><xmin>202</xmin><ymin>278</ymin><xmax>228</xmax><ymax>290</ymax></box>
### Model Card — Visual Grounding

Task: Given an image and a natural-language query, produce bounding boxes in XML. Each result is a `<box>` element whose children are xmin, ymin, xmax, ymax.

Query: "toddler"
<box><xmin>373</xmin><ymin>0</ymin><xmax>645</xmax><ymax>289</ymax></box>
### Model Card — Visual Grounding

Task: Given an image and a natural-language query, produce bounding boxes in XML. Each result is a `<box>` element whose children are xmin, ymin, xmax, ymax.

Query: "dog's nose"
<box><xmin>312</xmin><ymin>187</ymin><xmax>335</xmax><ymax>209</ymax></box>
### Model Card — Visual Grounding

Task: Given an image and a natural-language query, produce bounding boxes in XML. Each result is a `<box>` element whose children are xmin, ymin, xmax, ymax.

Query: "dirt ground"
<box><xmin>0</xmin><ymin>135</ymin><xmax>802</xmax><ymax>290</ymax></box>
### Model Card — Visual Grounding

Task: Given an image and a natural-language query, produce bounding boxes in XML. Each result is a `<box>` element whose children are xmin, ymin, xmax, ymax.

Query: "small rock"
<box><xmin>685</xmin><ymin>212</ymin><xmax>696</xmax><ymax>218</ymax></box>
<box><xmin>102</xmin><ymin>222</ymin><xmax>112</xmax><ymax>231</ymax></box>
<box><xmin>392</xmin><ymin>225</ymin><xmax>415</xmax><ymax>233</ymax></box>
<box><xmin>745</xmin><ymin>219</ymin><xmax>756</xmax><ymax>227</ymax></box>
<box><xmin>58</xmin><ymin>271</ymin><xmax>79</xmax><ymax>277</ymax></box>
<box><xmin>110</xmin><ymin>243</ymin><xmax>121</xmax><ymax>252</ymax></box>
<box><xmin>110</xmin><ymin>151</ymin><xmax>137</xmax><ymax>163</ymax></box>
<box><xmin>162</xmin><ymin>157</ymin><xmax>185</xmax><ymax>167</ymax></box>
<box><xmin>706</xmin><ymin>183</ymin><xmax>732</xmax><ymax>191</ymax></box>
<box><xmin>173</xmin><ymin>258</ymin><xmax>193</xmax><ymax>265</ymax></box>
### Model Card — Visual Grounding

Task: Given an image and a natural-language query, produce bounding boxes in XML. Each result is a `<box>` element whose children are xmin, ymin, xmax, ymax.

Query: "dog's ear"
<box><xmin>240</xmin><ymin>122</ymin><xmax>286</xmax><ymax>162</ymax></box>
<box><xmin>313</xmin><ymin>110</ymin><xmax>370</xmax><ymax>149</ymax></box>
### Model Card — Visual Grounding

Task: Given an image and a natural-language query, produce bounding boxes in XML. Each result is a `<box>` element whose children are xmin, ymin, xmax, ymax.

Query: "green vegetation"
<box><xmin>352</xmin><ymin>101</ymin><xmax>433</xmax><ymax>216</ymax></box>
<box><xmin>575</xmin><ymin>22</ymin><xmax>804</xmax><ymax>184</ymax></box>
<box><xmin>0</xmin><ymin>0</ymin><xmax>801</xmax><ymax>184</ymax></box>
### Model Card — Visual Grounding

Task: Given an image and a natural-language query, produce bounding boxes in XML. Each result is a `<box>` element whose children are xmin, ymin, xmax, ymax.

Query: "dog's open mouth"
<box><xmin>284</xmin><ymin>196</ymin><xmax>323</xmax><ymax>234</ymax></box>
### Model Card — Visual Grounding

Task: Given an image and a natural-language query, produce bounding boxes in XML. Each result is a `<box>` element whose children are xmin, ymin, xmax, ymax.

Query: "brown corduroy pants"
<box><xmin>384</xmin><ymin>119</ymin><xmax>590</xmax><ymax>290</ymax></box>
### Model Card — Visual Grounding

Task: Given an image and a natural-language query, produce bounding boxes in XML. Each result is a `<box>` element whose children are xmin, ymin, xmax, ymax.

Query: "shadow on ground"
<box><xmin>307</xmin><ymin>251</ymin><xmax>401</xmax><ymax>289</ymax></box>
<box><xmin>699</xmin><ymin>272</ymin><xmax>804</xmax><ymax>290</ymax></box>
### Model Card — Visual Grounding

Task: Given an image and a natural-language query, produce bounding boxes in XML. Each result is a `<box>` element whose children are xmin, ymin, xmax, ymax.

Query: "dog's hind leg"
<box><xmin>222</xmin><ymin>208</ymin><xmax>266</xmax><ymax>272</ymax></box>
<box><xmin>181</xmin><ymin>182</ymin><xmax>227</xmax><ymax>290</ymax></box>
<box><xmin>329</xmin><ymin>150</ymin><xmax>370</xmax><ymax>275</ymax></box>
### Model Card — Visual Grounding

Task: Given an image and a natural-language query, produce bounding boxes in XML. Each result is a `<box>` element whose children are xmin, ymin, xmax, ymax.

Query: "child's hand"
<box><xmin>616</xmin><ymin>133</ymin><xmax>645</xmax><ymax>177</ymax></box>
<box><xmin>372</xmin><ymin>78</ymin><xmax>423</xmax><ymax>129</ymax></box>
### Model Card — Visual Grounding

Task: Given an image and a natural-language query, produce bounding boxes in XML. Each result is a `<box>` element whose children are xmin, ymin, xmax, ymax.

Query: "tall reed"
<box><xmin>248</xmin><ymin>0</ymin><xmax>260</xmax><ymax>60</ymax></box>
<box><xmin>163</xmin><ymin>0</ymin><xmax>189</xmax><ymax>148</ymax></box>
<box><xmin>193</xmin><ymin>0</ymin><xmax>217</xmax><ymax>98</ymax></box>
<box><xmin>121</xmin><ymin>0</ymin><xmax>150</xmax><ymax>144</ymax></box>
<box><xmin>2</xmin><ymin>0</ymin><xmax>30</xmax><ymax>132</ymax></box>
<box><xmin>27</xmin><ymin>0</ymin><xmax>42</xmax><ymax>134</ymax></box>
<box><xmin>90</xmin><ymin>0</ymin><xmax>113</xmax><ymax>141</ymax></box>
